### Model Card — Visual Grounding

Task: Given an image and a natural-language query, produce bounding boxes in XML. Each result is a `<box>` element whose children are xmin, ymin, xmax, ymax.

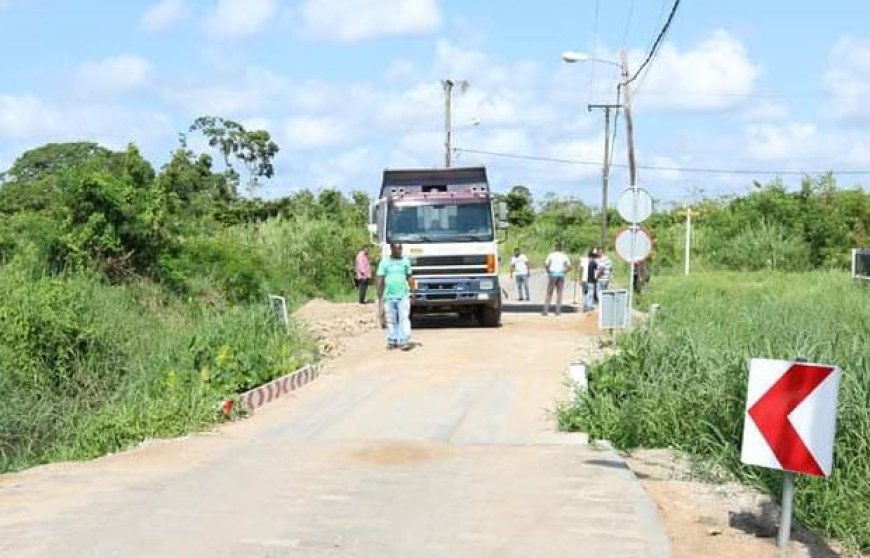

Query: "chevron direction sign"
<box><xmin>741</xmin><ymin>358</ymin><xmax>841</xmax><ymax>478</ymax></box>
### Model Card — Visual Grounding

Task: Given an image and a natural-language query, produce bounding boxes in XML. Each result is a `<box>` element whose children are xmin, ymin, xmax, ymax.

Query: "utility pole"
<box><xmin>588</xmin><ymin>103</ymin><xmax>622</xmax><ymax>248</ymax></box>
<box><xmin>620</xmin><ymin>50</ymin><xmax>637</xmax><ymax>187</ymax></box>
<box><xmin>442</xmin><ymin>79</ymin><xmax>454</xmax><ymax>168</ymax></box>
<box><xmin>619</xmin><ymin>49</ymin><xmax>640</xmax><ymax>328</ymax></box>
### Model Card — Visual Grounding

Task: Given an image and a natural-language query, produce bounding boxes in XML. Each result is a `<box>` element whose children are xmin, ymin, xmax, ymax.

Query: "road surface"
<box><xmin>0</xmin><ymin>310</ymin><xmax>668</xmax><ymax>557</ymax></box>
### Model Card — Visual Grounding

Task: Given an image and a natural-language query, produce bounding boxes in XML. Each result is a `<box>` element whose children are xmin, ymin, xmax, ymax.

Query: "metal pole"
<box><xmin>619</xmin><ymin>50</ymin><xmax>638</xmax><ymax>328</ymax></box>
<box><xmin>601</xmin><ymin>107</ymin><xmax>611</xmax><ymax>248</ymax></box>
<box><xmin>777</xmin><ymin>471</ymin><xmax>796</xmax><ymax>556</ymax></box>
<box><xmin>443</xmin><ymin>79</ymin><xmax>453</xmax><ymax>168</ymax></box>
<box><xmin>684</xmin><ymin>206</ymin><xmax>692</xmax><ymax>276</ymax></box>
<box><xmin>587</xmin><ymin>103</ymin><xmax>622</xmax><ymax>249</ymax></box>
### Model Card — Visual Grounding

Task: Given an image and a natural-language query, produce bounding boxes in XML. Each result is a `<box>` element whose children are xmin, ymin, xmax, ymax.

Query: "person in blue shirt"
<box><xmin>376</xmin><ymin>243</ymin><xmax>414</xmax><ymax>350</ymax></box>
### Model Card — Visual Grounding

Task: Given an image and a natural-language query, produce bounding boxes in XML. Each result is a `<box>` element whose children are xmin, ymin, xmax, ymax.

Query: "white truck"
<box><xmin>368</xmin><ymin>166</ymin><xmax>507</xmax><ymax>326</ymax></box>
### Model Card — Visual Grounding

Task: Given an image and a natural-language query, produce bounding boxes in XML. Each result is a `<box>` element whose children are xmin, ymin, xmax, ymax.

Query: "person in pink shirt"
<box><xmin>355</xmin><ymin>246</ymin><xmax>372</xmax><ymax>304</ymax></box>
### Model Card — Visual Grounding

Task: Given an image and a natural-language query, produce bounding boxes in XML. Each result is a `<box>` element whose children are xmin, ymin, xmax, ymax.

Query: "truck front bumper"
<box><xmin>411</xmin><ymin>276</ymin><xmax>501</xmax><ymax>310</ymax></box>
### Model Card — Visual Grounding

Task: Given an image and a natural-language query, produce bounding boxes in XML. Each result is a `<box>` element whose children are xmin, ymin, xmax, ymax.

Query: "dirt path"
<box><xmin>0</xmin><ymin>308</ymin><xmax>668</xmax><ymax>557</ymax></box>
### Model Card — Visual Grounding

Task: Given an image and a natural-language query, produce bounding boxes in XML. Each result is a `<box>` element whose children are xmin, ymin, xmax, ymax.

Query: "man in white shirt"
<box><xmin>509</xmin><ymin>247</ymin><xmax>531</xmax><ymax>301</ymax></box>
<box><xmin>543</xmin><ymin>241</ymin><xmax>572</xmax><ymax>316</ymax></box>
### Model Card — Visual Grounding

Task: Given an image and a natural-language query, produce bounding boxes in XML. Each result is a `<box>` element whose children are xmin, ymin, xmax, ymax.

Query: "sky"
<box><xmin>1</xmin><ymin>0</ymin><xmax>870</xmax><ymax>205</ymax></box>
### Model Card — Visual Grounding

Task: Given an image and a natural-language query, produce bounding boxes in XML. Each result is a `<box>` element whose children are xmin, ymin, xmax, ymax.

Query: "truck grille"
<box><xmin>412</xmin><ymin>267</ymin><xmax>486</xmax><ymax>276</ymax></box>
<box><xmin>413</xmin><ymin>255</ymin><xmax>487</xmax><ymax>267</ymax></box>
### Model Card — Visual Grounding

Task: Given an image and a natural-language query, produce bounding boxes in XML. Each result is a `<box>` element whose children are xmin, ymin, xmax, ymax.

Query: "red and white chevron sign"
<box><xmin>741</xmin><ymin>358</ymin><xmax>841</xmax><ymax>478</ymax></box>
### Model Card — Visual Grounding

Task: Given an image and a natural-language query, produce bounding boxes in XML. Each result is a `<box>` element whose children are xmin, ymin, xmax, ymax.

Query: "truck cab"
<box><xmin>369</xmin><ymin>166</ymin><xmax>506</xmax><ymax>326</ymax></box>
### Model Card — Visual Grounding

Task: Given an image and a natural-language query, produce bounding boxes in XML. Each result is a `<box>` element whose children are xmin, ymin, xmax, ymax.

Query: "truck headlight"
<box><xmin>479</xmin><ymin>279</ymin><xmax>494</xmax><ymax>290</ymax></box>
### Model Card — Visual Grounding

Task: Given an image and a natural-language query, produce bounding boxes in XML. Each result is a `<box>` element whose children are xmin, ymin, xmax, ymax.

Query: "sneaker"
<box><xmin>387</xmin><ymin>342</ymin><xmax>398</xmax><ymax>350</ymax></box>
<box><xmin>400</xmin><ymin>342</ymin><xmax>414</xmax><ymax>351</ymax></box>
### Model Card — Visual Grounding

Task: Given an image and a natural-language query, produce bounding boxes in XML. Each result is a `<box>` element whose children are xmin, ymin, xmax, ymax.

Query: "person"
<box><xmin>376</xmin><ymin>243</ymin><xmax>414</xmax><ymax>350</ymax></box>
<box><xmin>583</xmin><ymin>249</ymin><xmax>599</xmax><ymax>312</ymax></box>
<box><xmin>510</xmin><ymin>247</ymin><xmax>531</xmax><ymax>301</ymax></box>
<box><xmin>543</xmin><ymin>241</ymin><xmax>572</xmax><ymax>316</ymax></box>
<box><xmin>596</xmin><ymin>248</ymin><xmax>613</xmax><ymax>297</ymax></box>
<box><xmin>355</xmin><ymin>246</ymin><xmax>371</xmax><ymax>304</ymax></box>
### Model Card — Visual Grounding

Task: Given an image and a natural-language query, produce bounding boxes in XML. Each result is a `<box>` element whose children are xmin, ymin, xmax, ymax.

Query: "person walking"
<box><xmin>596</xmin><ymin>248</ymin><xmax>613</xmax><ymax>297</ymax></box>
<box><xmin>543</xmin><ymin>241</ymin><xmax>571</xmax><ymax>316</ymax></box>
<box><xmin>376</xmin><ymin>243</ymin><xmax>414</xmax><ymax>350</ymax></box>
<box><xmin>583</xmin><ymin>249</ymin><xmax>599</xmax><ymax>312</ymax></box>
<box><xmin>355</xmin><ymin>246</ymin><xmax>371</xmax><ymax>304</ymax></box>
<box><xmin>510</xmin><ymin>247</ymin><xmax>531</xmax><ymax>301</ymax></box>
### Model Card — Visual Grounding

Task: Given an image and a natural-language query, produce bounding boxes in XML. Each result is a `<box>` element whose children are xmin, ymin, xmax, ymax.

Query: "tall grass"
<box><xmin>0</xmin><ymin>256</ymin><xmax>318</xmax><ymax>473</ymax></box>
<box><xmin>558</xmin><ymin>271</ymin><xmax>870</xmax><ymax>550</ymax></box>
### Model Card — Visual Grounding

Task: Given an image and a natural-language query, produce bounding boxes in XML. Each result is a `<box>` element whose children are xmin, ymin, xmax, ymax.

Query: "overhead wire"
<box><xmin>625</xmin><ymin>0</ymin><xmax>681</xmax><ymax>86</ymax></box>
<box><xmin>452</xmin><ymin>147</ymin><xmax>870</xmax><ymax>176</ymax></box>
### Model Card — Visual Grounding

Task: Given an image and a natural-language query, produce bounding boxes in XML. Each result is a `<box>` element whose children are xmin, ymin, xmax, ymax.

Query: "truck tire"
<box><xmin>478</xmin><ymin>305</ymin><xmax>501</xmax><ymax>327</ymax></box>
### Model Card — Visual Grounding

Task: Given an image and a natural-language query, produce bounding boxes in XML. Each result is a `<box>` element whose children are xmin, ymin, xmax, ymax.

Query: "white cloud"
<box><xmin>824</xmin><ymin>36</ymin><xmax>870</xmax><ymax>122</ymax></box>
<box><xmin>633</xmin><ymin>30</ymin><xmax>760</xmax><ymax>112</ymax></box>
<box><xmin>740</xmin><ymin>100</ymin><xmax>789</xmax><ymax>122</ymax></box>
<box><xmin>75</xmin><ymin>55</ymin><xmax>153</xmax><ymax>97</ymax></box>
<box><xmin>299</xmin><ymin>0</ymin><xmax>441</xmax><ymax>42</ymax></box>
<box><xmin>0</xmin><ymin>94</ymin><xmax>173</xmax><ymax>149</ymax></box>
<box><xmin>203</xmin><ymin>0</ymin><xmax>276</xmax><ymax>39</ymax></box>
<box><xmin>140</xmin><ymin>0</ymin><xmax>187</xmax><ymax>31</ymax></box>
<box><xmin>745</xmin><ymin>122</ymin><xmax>818</xmax><ymax>161</ymax></box>
<box><xmin>284</xmin><ymin>116</ymin><xmax>349</xmax><ymax>149</ymax></box>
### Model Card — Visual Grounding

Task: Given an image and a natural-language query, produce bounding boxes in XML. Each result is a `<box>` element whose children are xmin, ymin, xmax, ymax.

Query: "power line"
<box><xmin>626</xmin><ymin>0</ymin><xmax>681</xmax><ymax>86</ymax></box>
<box><xmin>453</xmin><ymin>147</ymin><xmax>870</xmax><ymax>176</ymax></box>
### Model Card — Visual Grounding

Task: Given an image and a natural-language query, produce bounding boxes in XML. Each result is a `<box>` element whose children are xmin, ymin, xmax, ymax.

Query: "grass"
<box><xmin>558</xmin><ymin>270</ymin><xmax>870</xmax><ymax>551</ymax></box>
<box><xmin>0</xmin><ymin>261</ymin><xmax>320</xmax><ymax>473</ymax></box>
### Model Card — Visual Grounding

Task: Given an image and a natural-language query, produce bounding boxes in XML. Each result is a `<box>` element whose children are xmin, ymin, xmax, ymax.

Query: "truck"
<box><xmin>368</xmin><ymin>166</ymin><xmax>507</xmax><ymax>326</ymax></box>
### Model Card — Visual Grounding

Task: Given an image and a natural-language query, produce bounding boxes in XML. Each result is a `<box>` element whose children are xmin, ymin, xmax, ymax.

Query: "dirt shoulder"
<box><xmin>625</xmin><ymin>449</ymin><xmax>851</xmax><ymax>557</ymax></box>
<box><xmin>292</xmin><ymin>298</ymin><xmax>379</xmax><ymax>358</ymax></box>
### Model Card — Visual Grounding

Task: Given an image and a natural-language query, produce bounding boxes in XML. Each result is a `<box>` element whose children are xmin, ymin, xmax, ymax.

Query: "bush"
<box><xmin>0</xmin><ymin>264</ymin><xmax>317</xmax><ymax>473</ymax></box>
<box><xmin>558</xmin><ymin>271</ymin><xmax>870</xmax><ymax>550</ymax></box>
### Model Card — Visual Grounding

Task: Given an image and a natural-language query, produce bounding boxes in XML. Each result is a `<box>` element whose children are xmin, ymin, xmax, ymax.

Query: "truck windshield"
<box><xmin>387</xmin><ymin>201</ymin><xmax>494</xmax><ymax>243</ymax></box>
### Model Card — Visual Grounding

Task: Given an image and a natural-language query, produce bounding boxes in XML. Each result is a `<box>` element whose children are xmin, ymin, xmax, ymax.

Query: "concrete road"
<box><xmin>0</xmin><ymin>312</ymin><xmax>668</xmax><ymax>557</ymax></box>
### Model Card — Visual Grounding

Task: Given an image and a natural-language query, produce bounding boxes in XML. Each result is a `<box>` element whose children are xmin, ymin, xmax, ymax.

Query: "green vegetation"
<box><xmin>540</xmin><ymin>176</ymin><xmax>869</xmax><ymax>549</ymax></box>
<box><xmin>0</xmin><ymin>120</ymin><xmax>369</xmax><ymax>473</ymax></box>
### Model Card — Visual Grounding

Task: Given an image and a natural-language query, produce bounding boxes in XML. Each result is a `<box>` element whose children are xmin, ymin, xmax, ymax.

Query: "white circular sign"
<box><xmin>617</xmin><ymin>187</ymin><xmax>653</xmax><ymax>223</ymax></box>
<box><xmin>615</xmin><ymin>227</ymin><xmax>652</xmax><ymax>263</ymax></box>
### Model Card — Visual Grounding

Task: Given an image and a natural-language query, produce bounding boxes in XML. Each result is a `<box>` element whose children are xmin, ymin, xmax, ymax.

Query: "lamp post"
<box><xmin>563</xmin><ymin>50</ymin><xmax>640</xmax><ymax>326</ymax></box>
<box><xmin>562</xmin><ymin>51</ymin><xmax>637</xmax><ymax>247</ymax></box>
<box><xmin>441</xmin><ymin>79</ymin><xmax>469</xmax><ymax>168</ymax></box>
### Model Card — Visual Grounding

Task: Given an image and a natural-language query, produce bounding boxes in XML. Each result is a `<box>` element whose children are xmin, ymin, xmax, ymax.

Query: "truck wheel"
<box><xmin>478</xmin><ymin>306</ymin><xmax>501</xmax><ymax>327</ymax></box>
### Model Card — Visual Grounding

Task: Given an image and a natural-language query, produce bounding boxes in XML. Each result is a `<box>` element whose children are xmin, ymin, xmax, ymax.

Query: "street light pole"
<box><xmin>442</xmin><ymin>79</ymin><xmax>454</xmax><ymax>168</ymax></box>
<box><xmin>619</xmin><ymin>50</ymin><xmax>637</xmax><ymax>187</ymax></box>
<box><xmin>588</xmin><ymin>103</ymin><xmax>622</xmax><ymax>248</ymax></box>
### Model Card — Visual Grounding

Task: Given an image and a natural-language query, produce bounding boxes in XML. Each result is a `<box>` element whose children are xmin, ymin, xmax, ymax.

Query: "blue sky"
<box><xmin>1</xmin><ymin>0</ymin><xmax>870</xmax><ymax>205</ymax></box>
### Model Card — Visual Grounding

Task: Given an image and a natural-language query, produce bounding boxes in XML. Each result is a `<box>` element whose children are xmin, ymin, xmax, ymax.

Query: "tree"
<box><xmin>504</xmin><ymin>185</ymin><xmax>535</xmax><ymax>227</ymax></box>
<box><xmin>2</xmin><ymin>142</ymin><xmax>120</xmax><ymax>183</ymax></box>
<box><xmin>189</xmin><ymin>116</ymin><xmax>280</xmax><ymax>197</ymax></box>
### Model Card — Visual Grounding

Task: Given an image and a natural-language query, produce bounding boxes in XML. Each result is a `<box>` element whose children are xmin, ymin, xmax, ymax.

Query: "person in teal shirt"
<box><xmin>376</xmin><ymin>243</ymin><xmax>414</xmax><ymax>350</ymax></box>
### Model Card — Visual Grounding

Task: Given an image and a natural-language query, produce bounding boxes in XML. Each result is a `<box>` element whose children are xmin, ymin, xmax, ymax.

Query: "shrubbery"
<box><xmin>0</xmin><ymin>132</ymin><xmax>367</xmax><ymax>473</ymax></box>
<box><xmin>558</xmin><ymin>272</ymin><xmax>870</xmax><ymax>550</ymax></box>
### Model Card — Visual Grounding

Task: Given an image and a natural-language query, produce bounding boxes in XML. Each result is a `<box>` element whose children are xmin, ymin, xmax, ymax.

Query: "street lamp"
<box><xmin>561</xmin><ymin>51</ymin><xmax>621</xmax><ymax>69</ymax></box>
<box><xmin>561</xmin><ymin>51</ymin><xmax>626</xmax><ymax>249</ymax></box>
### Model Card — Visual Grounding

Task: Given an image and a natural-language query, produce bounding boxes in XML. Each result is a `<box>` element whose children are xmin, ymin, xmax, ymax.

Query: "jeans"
<box><xmin>583</xmin><ymin>281</ymin><xmax>597</xmax><ymax>311</ymax></box>
<box><xmin>515</xmin><ymin>274</ymin><xmax>530</xmax><ymax>300</ymax></box>
<box><xmin>544</xmin><ymin>275</ymin><xmax>565</xmax><ymax>315</ymax></box>
<box><xmin>384</xmin><ymin>297</ymin><xmax>411</xmax><ymax>345</ymax></box>
<box><xmin>357</xmin><ymin>278</ymin><xmax>369</xmax><ymax>304</ymax></box>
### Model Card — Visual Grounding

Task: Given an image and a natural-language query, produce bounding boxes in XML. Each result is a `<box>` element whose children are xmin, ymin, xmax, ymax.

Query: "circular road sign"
<box><xmin>615</xmin><ymin>227</ymin><xmax>653</xmax><ymax>263</ymax></box>
<box><xmin>617</xmin><ymin>187</ymin><xmax>653</xmax><ymax>223</ymax></box>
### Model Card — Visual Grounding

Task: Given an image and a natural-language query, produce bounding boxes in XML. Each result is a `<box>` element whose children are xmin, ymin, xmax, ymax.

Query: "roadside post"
<box><xmin>615</xmin><ymin>186</ymin><xmax>653</xmax><ymax>328</ymax></box>
<box><xmin>268</xmin><ymin>294</ymin><xmax>290</xmax><ymax>333</ymax></box>
<box><xmin>740</xmin><ymin>358</ymin><xmax>842</xmax><ymax>556</ymax></box>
